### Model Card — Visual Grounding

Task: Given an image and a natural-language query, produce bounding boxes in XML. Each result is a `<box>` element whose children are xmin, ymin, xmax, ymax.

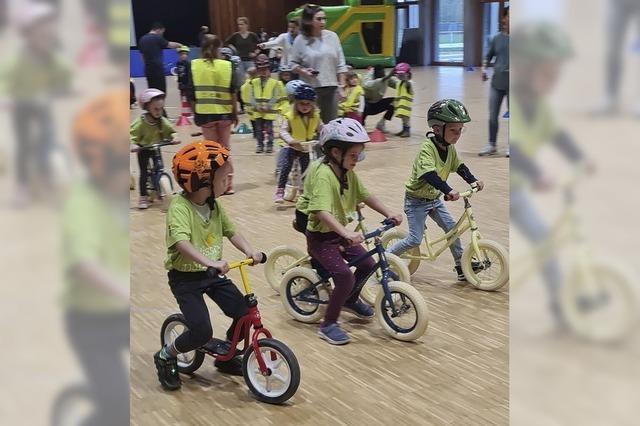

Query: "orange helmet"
<box><xmin>172</xmin><ymin>140</ymin><xmax>230</xmax><ymax>193</ymax></box>
<box><xmin>73</xmin><ymin>90</ymin><xmax>130</xmax><ymax>179</ymax></box>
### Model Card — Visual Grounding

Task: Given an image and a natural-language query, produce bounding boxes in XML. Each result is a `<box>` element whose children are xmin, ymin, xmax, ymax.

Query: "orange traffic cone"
<box><xmin>368</xmin><ymin>128</ymin><xmax>387</xmax><ymax>143</ymax></box>
<box><xmin>176</xmin><ymin>96</ymin><xmax>193</xmax><ymax>126</ymax></box>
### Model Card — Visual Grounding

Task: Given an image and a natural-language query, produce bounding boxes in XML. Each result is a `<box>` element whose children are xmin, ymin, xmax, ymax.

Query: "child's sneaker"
<box><xmin>214</xmin><ymin>356</ymin><xmax>243</xmax><ymax>376</ymax></box>
<box><xmin>343</xmin><ymin>299</ymin><xmax>374</xmax><ymax>319</ymax></box>
<box><xmin>273</xmin><ymin>188</ymin><xmax>285</xmax><ymax>203</ymax></box>
<box><xmin>255</xmin><ymin>145</ymin><xmax>264</xmax><ymax>154</ymax></box>
<box><xmin>318</xmin><ymin>323</ymin><xmax>350</xmax><ymax>345</ymax></box>
<box><xmin>396</xmin><ymin>128</ymin><xmax>411</xmax><ymax>138</ymax></box>
<box><xmin>455</xmin><ymin>265</ymin><xmax>466</xmax><ymax>281</ymax></box>
<box><xmin>138</xmin><ymin>196</ymin><xmax>149</xmax><ymax>209</ymax></box>
<box><xmin>153</xmin><ymin>349</ymin><xmax>181</xmax><ymax>391</ymax></box>
<box><xmin>266</xmin><ymin>145</ymin><xmax>273</xmax><ymax>154</ymax></box>
<box><xmin>478</xmin><ymin>144</ymin><xmax>497</xmax><ymax>156</ymax></box>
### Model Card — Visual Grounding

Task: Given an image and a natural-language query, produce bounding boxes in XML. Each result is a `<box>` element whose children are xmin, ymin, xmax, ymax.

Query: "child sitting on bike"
<box><xmin>386</xmin><ymin>99</ymin><xmax>484</xmax><ymax>281</ymax></box>
<box><xmin>130</xmin><ymin>88</ymin><xmax>178</xmax><ymax>209</ymax></box>
<box><xmin>273</xmin><ymin>84</ymin><xmax>323</xmax><ymax>203</ymax></box>
<box><xmin>337</xmin><ymin>71</ymin><xmax>364</xmax><ymax>123</ymax></box>
<box><xmin>306</xmin><ymin>118</ymin><xmax>403</xmax><ymax>345</ymax></box>
<box><xmin>154</xmin><ymin>140</ymin><xmax>263</xmax><ymax>391</ymax></box>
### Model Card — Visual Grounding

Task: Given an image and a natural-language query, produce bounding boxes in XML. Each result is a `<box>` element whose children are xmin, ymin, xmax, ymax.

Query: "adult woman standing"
<box><xmin>184</xmin><ymin>34</ymin><xmax>240</xmax><ymax>194</ymax></box>
<box><xmin>224</xmin><ymin>17</ymin><xmax>261</xmax><ymax>76</ymax></box>
<box><xmin>289</xmin><ymin>4</ymin><xmax>348</xmax><ymax>123</ymax></box>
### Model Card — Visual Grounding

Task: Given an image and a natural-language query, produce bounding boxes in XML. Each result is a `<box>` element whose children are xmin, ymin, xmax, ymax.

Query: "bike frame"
<box><xmin>293</xmin><ymin>227</ymin><xmax>404</xmax><ymax>318</ymax></box>
<box><xmin>402</xmin><ymin>194</ymin><xmax>483</xmax><ymax>263</ymax></box>
<box><xmin>202</xmin><ymin>260</ymin><xmax>274</xmax><ymax>374</ymax></box>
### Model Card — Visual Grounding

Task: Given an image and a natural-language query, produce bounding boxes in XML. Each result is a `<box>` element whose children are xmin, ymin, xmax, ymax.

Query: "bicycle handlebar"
<box><xmin>205</xmin><ymin>252</ymin><xmax>267</xmax><ymax>277</ymax></box>
<box><xmin>131</xmin><ymin>139</ymin><xmax>178</xmax><ymax>152</ymax></box>
<box><xmin>444</xmin><ymin>182</ymin><xmax>480</xmax><ymax>200</ymax></box>
<box><xmin>362</xmin><ymin>218</ymin><xmax>396</xmax><ymax>240</ymax></box>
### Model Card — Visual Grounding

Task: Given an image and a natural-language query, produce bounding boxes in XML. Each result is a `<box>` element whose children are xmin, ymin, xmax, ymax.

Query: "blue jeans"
<box><xmin>387</xmin><ymin>195</ymin><xmax>463</xmax><ymax>265</ymax></box>
<box><xmin>489</xmin><ymin>86</ymin><xmax>509</xmax><ymax>145</ymax></box>
<box><xmin>254</xmin><ymin>119</ymin><xmax>274</xmax><ymax>148</ymax></box>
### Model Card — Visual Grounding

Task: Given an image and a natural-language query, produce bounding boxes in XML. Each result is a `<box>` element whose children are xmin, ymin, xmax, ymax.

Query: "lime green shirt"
<box><xmin>295</xmin><ymin>159</ymin><xmax>323</xmax><ymax>215</ymax></box>
<box><xmin>165</xmin><ymin>195</ymin><xmax>236</xmax><ymax>272</ymax></box>
<box><xmin>130</xmin><ymin>114</ymin><xmax>175</xmax><ymax>147</ymax></box>
<box><xmin>62</xmin><ymin>183</ymin><xmax>129</xmax><ymax>313</ymax></box>
<box><xmin>405</xmin><ymin>138</ymin><xmax>461</xmax><ymax>199</ymax></box>
<box><xmin>307</xmin><ymin>163</ymin><xmax>370</xmax><ymax>233</ymax></box>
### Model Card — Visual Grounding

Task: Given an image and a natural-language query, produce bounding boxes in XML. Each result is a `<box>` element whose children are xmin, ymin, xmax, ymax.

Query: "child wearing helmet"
<box><xmin>240</xmin><ymin>67</ymin><xmax>259</xmax><ymax>140</ymax></box>
<box><xmin>393</xmin><ymin>63</ymin><xmax>413</xmax><ymax>138</ymax></box>
<box><xmin>175</xmin><ymin>46</ymin><xmax>191</xmax><ymax>99</ymax></box>
<box><xmin>130</xmin><ymin>88</ymin><xmax>178</xmax><ymax>209</ymax></box>
<box><xmin>386</xmin><ymin>99</ymin><xmax>484</xmax><ymax>281</ymax></box>
<box><xmin>337</xmin><ymin>71</ymin><xmax>365</xmax><ymax>123</ymax></box>
<box><xmin>154</xmin><ymin>141</ymin><xmax>263</xmax><ymax>391</ymax></box>
<box><xmin>250</xmin><ymin>54</ymin><xmax>286</xmax><ymax>153</ymax></box>
<box><xmin>273</xmin><ymin>84</ymin><xmax>323</xmax><ymax>203</ymax></box>
<box><xmin>306</xmin><ymin>118</ymin><xmax>403</xmax><ymax>345</ymax></box>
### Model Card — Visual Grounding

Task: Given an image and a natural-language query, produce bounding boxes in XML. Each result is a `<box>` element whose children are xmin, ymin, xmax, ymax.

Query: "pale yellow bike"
<box><xmin>381</xmin><ymin>183</ymin><xmax>509</xmax><ymax>291</ymax></box>
<box><xmin>511</xmin><ymin>169</ymin><xmax>637</xmax><ymax>342</ymax></box>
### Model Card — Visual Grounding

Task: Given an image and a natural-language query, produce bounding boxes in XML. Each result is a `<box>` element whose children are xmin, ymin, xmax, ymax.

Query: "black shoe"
<box><xmin>214</xmin><ymin>356</ymin><xmax>244</xmax><ymax>376</ymax></box>
<box><xmin>153</xmin><ymin>350</ymin><xmax>181</xmax><ymax>391</ymax></box>
<box><xmin>455</xmin><ymin>265</ymin><xmax>466</xmax><ymax>282</ymax></box>
<box><xmin>266</xmin><ymin>145</ymin><xmax>273</xmax><ymax>154</ymax></box>
<box><xmin>255</xmin><ymin>146</ymin><xmax>264</xmax><ymax>154</ymax></box>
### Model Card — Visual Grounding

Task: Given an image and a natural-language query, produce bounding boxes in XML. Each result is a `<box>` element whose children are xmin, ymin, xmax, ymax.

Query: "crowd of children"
<box><xmin>129</xmin><ymin>40</ymin><xmax>488</xmax><ymax>388</ymax></box>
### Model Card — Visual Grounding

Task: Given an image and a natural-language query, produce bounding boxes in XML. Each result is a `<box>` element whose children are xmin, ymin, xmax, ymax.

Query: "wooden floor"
<box><xmin>130</xmin><ymin>66</ymin><xmax>510</xmax><ymax>425</ymax></box>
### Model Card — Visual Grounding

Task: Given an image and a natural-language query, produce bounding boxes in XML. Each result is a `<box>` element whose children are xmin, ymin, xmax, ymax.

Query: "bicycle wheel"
<box><xmin>380</xmin><ymin>229</ymin><xmax>422</xmax><ymax>275</ymax></box>
<box><xmin>280</xmin><ymin>267</ymin><xmax>330</xmax><ymax>323</ymax></box>
<box><xmin>264</xmin><ymin>246</ymin><xmax>310</xmax><ymax>293</ymax></box>
<box><xmin>375</xmin><ymin>281</ymin><xmax>429</xmax><ymax>341</ymax></box>
<box><xmin>360</xmin><ymin>253</ymin><xmax>411</xmax><ymax>306</ymax></box>
<box><xmin>160</xmin><ymin>314</ymin><xmax>205</xmax><ymax>374</ymax></box>
<box><xmin>562</xmin><ymin>261</ymin><xmax>637</xmax><ymax>343</ymax></box>
<box><xmin>243</xmin><ymin>338</ymin><xmax>301</xmax><ymax>404</ymax></box>
<box><xmin>461</xmin><ymin>239</ymin><xmax>509</xmax><ymax>291</ymax></box>
<box><xmin>158</xmin><ymin>173</ymin><xmax>174</xmax><ymax>212</ymax></box>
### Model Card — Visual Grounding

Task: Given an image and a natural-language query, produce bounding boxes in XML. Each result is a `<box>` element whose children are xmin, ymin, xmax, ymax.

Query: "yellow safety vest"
<box><xmin>394</xmin><ymin>81</ymin><xmax>413</xmax><ymax>118</ymax></box>
<box><xmin>338</xmin><ymin>85</ymin><xmax>364</xmax><ymax>116</ymax></box>
<box><xmin>240</xmin><ymin>78</ymin><xmax>254</xmax><ymax>118</ymax></box>
<box><xmin>251</xmin><ymin>78</ymin><xmax>282</xmax><ymax>120</ymax></box>
<box><xmin>191</xmin><ymin>59</ymin><xmax>233</xmax><ymax>115</ymax></box>
<box><xmin>286</xmin><ymin>110</ymin><xmax>320</xmax><ymax>151</ymax></box>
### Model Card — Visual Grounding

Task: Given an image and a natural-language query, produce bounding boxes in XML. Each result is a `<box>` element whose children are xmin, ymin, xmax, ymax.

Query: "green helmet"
<box><xmin>511</xmin><ymin>22</ymin><xmax>573</xmax><ymax>62</ymax></box>
<box><xmin>177</xmin><ymin>45</ymin><xmax>190</xmax><ymax>54</ymax></box>
<box><xmin>427</xmin><ymin>99</ymin><xmax>471</xmax><ymax>127</ymax></box>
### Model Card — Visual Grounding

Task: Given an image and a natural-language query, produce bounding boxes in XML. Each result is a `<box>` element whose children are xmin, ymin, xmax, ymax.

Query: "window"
<box><xmin>362</xmin><ymin>22</ymin><xmax>383</xmax><ymax>54</ymax></box>
<box><xmin>434</xmin><ymin>0</ymin><xmax>464</xmax><ymax>63</ymax></box>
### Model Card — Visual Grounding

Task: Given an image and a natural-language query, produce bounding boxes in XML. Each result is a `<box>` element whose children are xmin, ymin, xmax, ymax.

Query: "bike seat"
<box><xmin>201</xmin><ymin>338</ymin><xmax>230</xmax><ymax>356</ymax></box>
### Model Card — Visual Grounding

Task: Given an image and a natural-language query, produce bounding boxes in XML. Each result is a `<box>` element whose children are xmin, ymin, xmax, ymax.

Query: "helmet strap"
<box><xmin>326</xmin><ymin>147</ymin><xmax>348</xmax><ymax>194</ymax></box>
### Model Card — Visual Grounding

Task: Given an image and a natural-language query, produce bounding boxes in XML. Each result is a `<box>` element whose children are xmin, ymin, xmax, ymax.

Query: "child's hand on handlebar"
<box><xmin>248</xmin><ymin>251</ymin><xmax>264</xmax><ymax>266</ymax></box>
<box><xmin>130</xmin><ymin>144</ymin><xmax>141</xmax><ymax>153</ymax></box>
<box><xmin>474</xmin><ymin>180</ymin><xmax>484</xmax><ymax>191</ymax></box>
<box><xmin>445</xmin><ymin>190</ymin><xmax>460</xmax><ymax>201</ymax></box>
<box><xmin>387</xmin><ymin>213</ymin><xmax>403</xmax><ymax>226</ymax></box>
<box><xmin>209</xmin><ymin>260</ymin><xmax>230</xmax><ymax>275</ymax></box>
<box><xmin>343</xmin><ymin>231</ymin><xmax>365</xmax><ymax>246</ymax></box>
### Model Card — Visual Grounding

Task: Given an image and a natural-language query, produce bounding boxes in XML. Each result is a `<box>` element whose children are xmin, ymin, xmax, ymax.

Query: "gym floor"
<box><xmin>130</xmin><ymin>66</ymin><xmax>509</xmax><ymax>425</ymax></box>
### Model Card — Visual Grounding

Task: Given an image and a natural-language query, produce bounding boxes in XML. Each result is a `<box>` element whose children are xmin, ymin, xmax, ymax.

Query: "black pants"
<box><xmin>136</xmin><ymin>149</ymin><xmax>160</xmax><ymax>197</ymax></box>
<box><xmin>168</xmin><ymin>271</ymin><xmax>248</xmax><ymax>353</ymax></box>
<box><xmin>145</xmin><ymin>65</ymin><xmax>166</xmax><ymax>93</ymax></box>
<box><xmin>64</xmin><ymin>310</ymin><xmax>130</xmax><ymax>426</ymax></box>
<box><xmin>277</xmin><ymin>149</ymin><xmax>310</xmax><ymax>189</ymax></box>
<box><xmin>12</xmin><ymin>101</ymin><xmax>54</xmax><ymax>185</ymax></box>
<box><xmin>363</xmin><ymin>97</ymin><xmax>395</xmax><ymax>126</ymax></box>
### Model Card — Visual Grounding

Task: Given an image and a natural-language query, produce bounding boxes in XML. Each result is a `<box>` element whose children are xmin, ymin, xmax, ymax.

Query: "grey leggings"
<box><xmin>315</xmin><ymin>86</ymin><xmax>338</xmax><ymax>123</ymax></box>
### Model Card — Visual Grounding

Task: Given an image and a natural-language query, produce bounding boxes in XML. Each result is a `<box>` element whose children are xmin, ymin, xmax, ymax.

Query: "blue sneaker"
<box><xmin>343</xmin><ymin>299</ymin><xmax>375</xmax><ymax>319</ymax></box>
<box><xmin>318</xmin><ymin>323</ymin><xmax>350</xmax><ymax>345</ymax></box>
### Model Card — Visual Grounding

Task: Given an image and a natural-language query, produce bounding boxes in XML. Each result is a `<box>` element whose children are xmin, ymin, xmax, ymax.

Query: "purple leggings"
<box><xmin>306</xmin><ymin>231</ymin><xmax>376</xmax><ymax>325</ymax></box>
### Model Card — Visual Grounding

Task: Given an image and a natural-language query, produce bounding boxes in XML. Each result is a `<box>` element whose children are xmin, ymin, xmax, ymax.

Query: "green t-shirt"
<box><xmin>405</xmin><ymin>138</ymin><xmax>462</xmax><ymax>199</ymax></box>
<box><xmin>295</xmin><ymin>159</ymin><xmax>323</xmax><ymax>215</ymax></box>
<box><xmin>165</xmin><ymin>195</ymin><xmax>236</xmax><ymax>272</ymax></box>
<box><xmin>306</xmin><ymin>163</ymin><xmax>370</xmax><ymax>233</ymax></box>
<box><xmin>511</xmin><ymin>96</ymin><xmax>557</xmax><ymax>189</ymax></box>
<box><xmin>129</xmin><ymin>114</ymin><xmax>175</xmax><ymax>147</ymax></box>
<box><xmin>62</xmin><ymin>183</ymin><xmax>129</xmax><ymax>313</ymax></box>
